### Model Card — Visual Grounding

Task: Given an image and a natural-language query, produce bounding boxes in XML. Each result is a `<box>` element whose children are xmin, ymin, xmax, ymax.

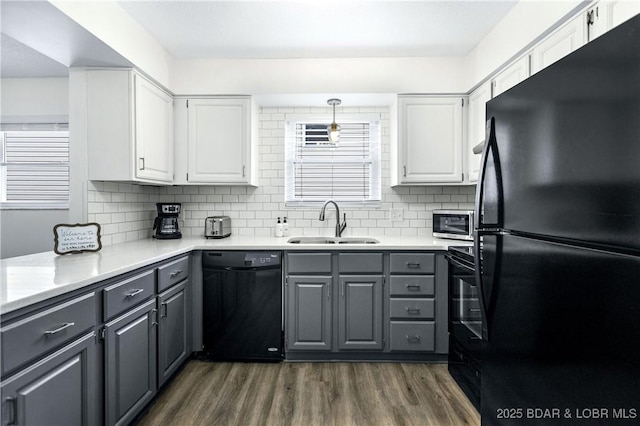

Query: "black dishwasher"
<box><xmin>202</xmin><ymin>251</ymin><xmax>283</xmax><ymax>361</ymax></box>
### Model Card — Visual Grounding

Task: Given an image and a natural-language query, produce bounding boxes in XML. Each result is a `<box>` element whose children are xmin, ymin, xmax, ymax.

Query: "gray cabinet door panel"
<box><xmin>103</xmin><ymin>270</ymin><xmax>155</xmax><ymax>321</ymax></box>
<box><xmin>157</xmin><ymin>256</ymin><xmax>190</xmax><ymax>293</ymax></box>
<box><xmin>1</xmin><ymin>332</ymin><xmax>96</xmax><ymax>426</ymax></box>
<box><xmin>105</xmin><ymin>299</ymin><xmax>157</xmax><ymax>426</ymax></box>
<box><xmin>338</xmin><ymin>276</ymin><xmax>383</xmax><ymax>350</ymax></box>
<box><xmin>158</xmin><ymin>280</ymin><xmax>189</xmax><ymax>386</ymax></box>
<box><xmin>286</xmin><ymin>253</ymin><xmax>332</xmax><ymax>274</ymax></box>
<box><xmin>286</xmin><ymin>276</ymin><xmax>332</xmax><ymax>351</ymax></box>
<box><xmin>1</xmin><ymin>292</ymin><xmax>96</xmax><ymax>376</ymax></box>
<box><xmin>338</xmin><ymin>253</ymin><xmax>383</xmax><ymax>274</ymax></box>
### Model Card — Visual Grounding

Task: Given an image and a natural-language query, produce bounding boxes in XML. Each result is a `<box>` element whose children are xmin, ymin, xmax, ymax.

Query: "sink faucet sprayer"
<box><xmin>319</xmin><ymin>200</ymin><xmax>347</xmax><ymax>237</ymax></box>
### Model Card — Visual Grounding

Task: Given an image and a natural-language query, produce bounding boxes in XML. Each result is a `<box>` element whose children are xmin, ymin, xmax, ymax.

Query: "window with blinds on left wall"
<box><xmin>0</xmin><ymin>130</ymin><xmax>70</xmax><ymax>209</ymax></box>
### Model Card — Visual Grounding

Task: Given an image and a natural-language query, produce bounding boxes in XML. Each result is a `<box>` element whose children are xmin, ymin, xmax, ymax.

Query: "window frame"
<box><xmin>0</xmin><ymin>129</ymin><xmax>70</xmax><ymax>210</ymax></box>
<box><xmin>284</xmin><ymin>113</ymin><xmax>382</xmax><ymax>208</ymax></box>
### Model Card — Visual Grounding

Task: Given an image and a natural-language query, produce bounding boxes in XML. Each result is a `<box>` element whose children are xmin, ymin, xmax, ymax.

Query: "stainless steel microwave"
<box><xmin>432</xmin><ymin>210</ymin><xmax>474</xmax><ymax>241</ymax></box>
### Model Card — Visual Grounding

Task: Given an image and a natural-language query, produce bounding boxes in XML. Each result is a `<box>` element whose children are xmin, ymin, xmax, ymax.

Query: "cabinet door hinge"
<box><xmin>98</xmin><ymin>326</ymin><xmax>106</xmax><ymax>343</ymax></box>
<box><xmin>461</xmin><ymin>98</ymin><xmax>465</xmax><ymax>107</ymax></box>
<box><xmin>186</xmin><ymin>99</ymin><xmax>189</xmax><ymax>108</ymax></box>
<box><xmin>285</xmin><ymin>277</ymin><xmax>288</xmax><ymax>286</ymax></box>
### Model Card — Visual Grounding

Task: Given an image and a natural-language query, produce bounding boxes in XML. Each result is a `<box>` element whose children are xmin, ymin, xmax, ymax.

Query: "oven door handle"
<box><xmin>444</xmin><ymin>253</ymin><xmax>474</xmax><ymax>273</ymax></box>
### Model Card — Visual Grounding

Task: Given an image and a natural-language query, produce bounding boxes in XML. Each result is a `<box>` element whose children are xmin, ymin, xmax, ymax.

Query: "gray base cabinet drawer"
<box><xmin>287</xmin><ymin>253</ymin><xmax>332</xmax><ymax>275</ymax></box>
<box><xmin>389</xmin><ymin>299</ymin><xmax>435</xmax><ymax>320</ymax></box>
<box><xmin>1</xmin><ymin>292</ymin><xmax>96</xmax><ymax>376</ymax></box>
<box><xmin>389</xmin><ymin>321</ymin><xmax>435</xmax><ymax>352</ymax></box>
<box><xmin>390</xmin><ymin>253</ymin><xmax>435</xmax><ymax>274</ymax></box>
<box><xmin>389</xmin><ymin>276</ymin><xmax>435</xmax><ymax>296</ymax></box>
<box><xmin>157</xmin><ymin>256</ymin><xmax>189</xmax><ymax>292</ymax></box>
<box><xmin>103</xmin><ymin>270</ymin><xmax>155</xmax><ymax>321</ymax></box>
<box><xmin>338</xmin><ymin>253</ymin><xmax>383</xmax><ymax>274</ymax></box>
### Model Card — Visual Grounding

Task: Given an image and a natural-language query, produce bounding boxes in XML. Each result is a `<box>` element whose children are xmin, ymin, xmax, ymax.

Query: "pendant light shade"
<box><xmin>327</xmin><ymin>98</ymin><xmax>341</xmax><ymax>144</ymax></box>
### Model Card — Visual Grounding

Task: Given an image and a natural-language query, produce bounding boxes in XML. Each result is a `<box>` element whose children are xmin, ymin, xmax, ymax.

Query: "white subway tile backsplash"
<box><xmin>87</xmin><ymin>105</ymin><xmax>476</xmax><ymax>245</ymax></box>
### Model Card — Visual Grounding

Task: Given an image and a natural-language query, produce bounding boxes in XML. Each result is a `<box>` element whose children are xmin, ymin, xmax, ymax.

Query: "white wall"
<box><xmin>171</xmin><ymin>57</ymin><xmax>467</xmax><ymax>96</ymax></box>
<box><xmin>1</xmin><ymin>77</ymin><xmax>68</xmax><ymax>120</ymax></box>
<box><xmin>0</xmin><ymin>77</ymin><xmax>70</xmax><ymax>259</ymax></box>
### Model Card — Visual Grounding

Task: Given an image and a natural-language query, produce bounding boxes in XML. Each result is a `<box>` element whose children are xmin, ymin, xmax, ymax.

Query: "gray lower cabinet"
<box><xmin>338</xmin><ymin>275</ymin><xmax>383</xmax><ymax>350</ymax></box>
<box><xmin>104</xmin><ymin>299</ymin><xmax>157</xmax><ymax>426</ymax></box>
<box><xmin>1</xmin><ymin>332</ymin><xmax>97</xmax><ymax>426</ymax></box>
<box><xmin>286</xmin><ymin>275</ymin><xmax>332</xmax><ymax>351</ymax></box>
<box><xmin>158</xmin><ymin>280</ymin><xmax>189</xmax><ymax>386</ymax></box>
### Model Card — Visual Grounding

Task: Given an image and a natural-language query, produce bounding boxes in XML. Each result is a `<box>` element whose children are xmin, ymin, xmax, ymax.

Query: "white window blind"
<box><xmin>0</xmin><ymin>130</ymin><xmax>70</xmax><ymax>209</ymax></box>
<box><xmin>285</xmin><ymin>115</ymin><xmax>381</xmax><ymax>206</ymax></box>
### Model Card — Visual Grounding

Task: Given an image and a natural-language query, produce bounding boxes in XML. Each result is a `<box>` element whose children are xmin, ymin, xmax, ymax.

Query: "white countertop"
<box><xmin>0</xmin><ymin>235</ymin><xmax>469</xmax><ymax>315</ymax></box>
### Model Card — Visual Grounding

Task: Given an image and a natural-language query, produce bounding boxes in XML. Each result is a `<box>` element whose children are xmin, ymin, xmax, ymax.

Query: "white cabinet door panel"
<box><xmin>531</xmin><ymin>14</ymin><xmax>587</xmax><ymax>74</ymax></box>
<box><xmin>467</xmin><ymin>82</ymin><xmax>492</xmax><ymax>183</ymax></box>
<box><xmin>397</xmin><ymin>97</ymin><xmax>463</xmax><ymax>184</ymax></box>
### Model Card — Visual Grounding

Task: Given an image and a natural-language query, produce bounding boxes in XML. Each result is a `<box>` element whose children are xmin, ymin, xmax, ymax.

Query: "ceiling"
<box><xmin>118</xmin><ymin>0</ymin><xmax>518</xmax><ymax>59</ymax></box>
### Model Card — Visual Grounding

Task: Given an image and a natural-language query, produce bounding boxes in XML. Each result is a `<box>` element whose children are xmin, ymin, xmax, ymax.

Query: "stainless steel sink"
<box><xmin>287</xmin><ymin>237</ymin><xmax>379</xmax><ymax>244</ymax></box>
<box><xmin>336</xmin><ymin>237</ymin><xmax>380</xmax><ymax>244</ymax></box>
<box><xmin>287</xmin><ymin>237</ymin><xmax>337</xmax><ymax>244</ymax></box>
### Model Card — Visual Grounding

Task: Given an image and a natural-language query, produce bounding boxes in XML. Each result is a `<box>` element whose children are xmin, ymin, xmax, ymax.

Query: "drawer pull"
<box><xmin>406</xmin><ymin>262</ymin><xmax>421</xmax><ymax>268</ymax></box>
<box><xmin>405</xmin><ymin>284</ymin><xmax>421</xmax><ymax>291</ymax></box>
<box><xmin>406</xmin><ymin>335</ymin><xmax>421</xmax><ymax>344</ymax></box>
<box><xmin>5</xmin><ymin>397</ymin><xmax>17</xmax><ymax>425</ymax></box>
<box><xmin>44</xmin><ymin>322</ymin><xmax>75</xmax><ymax>336</ymax></box>
<box><xmin>169</xmin><ymin>270</ymin><xmax>183</xmax><ymax>278</ymax></box>
<box><xmin>405</xmin><ymin>307</ymin><xmax>421</xmax><ymax>314</ymax></box>
<box><xmin>125</xmin><ymin>288</ymin><xmax>144</xmax><ymax>298</ymax></box>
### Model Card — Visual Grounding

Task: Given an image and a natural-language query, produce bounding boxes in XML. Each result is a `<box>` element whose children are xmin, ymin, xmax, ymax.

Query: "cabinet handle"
<box><xmin>405</xmin><ymin>284</ymin><xmax>421</xmax><ymax>291</ymax></box>
<box><xmin>403</xmin><ymin>165</ymin><xmax>407</xmax><ymax>177</ymax></box>
<box><xmin>406</xmin><ymin>262</ymin><xmax>421</xmax><ymax>268</ymax></box>
<box><xmin>139</xmin><ymin>157</ymin><xmax>145</xmax><ymax>170</ymax></box>
<box><xmin>406</xmin><ymin>335</ymin><xmax>421</xmax><ymax>344</ymax></box>
<box><xmin>125</xmin><ymin>288</ymin><xmax>144</xmax><ymax>298</ymax></box>
<box><xmin>161</xmin><ymin>302</ymin><xmax>168</xmax><ymax>318</ymax></box>
<box><xmin>405</xmin><ymin>307</ymin><xmax>421</xmax><ymax>314</ymax></box>
<box><xmin>169</xmin><ymin>270</ymin><xmax>183</xmax><ymax>278</ymax></box>
<box><xmin>242</xmin><ymin>165</ymin><xmax>246</xmax><ymax>177</ymax></box>
<box><xmin>5</xmin><ymin>397</ymin><xmax>17</xmax><ymax>425</ymax></box>
<box><xmin>152</xmin><ymin>309</ymin><xmax>158</xmax><ymax>327</ymax></box>
<box><xmin>44</xmin><ymin>322</ymin><xmax>75</xmax><ymax>336</ymax></box>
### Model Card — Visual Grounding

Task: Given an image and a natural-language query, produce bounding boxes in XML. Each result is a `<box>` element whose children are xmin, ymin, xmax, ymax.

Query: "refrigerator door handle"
<box><xmin>474</xmin><ymin>117</ymin><xmax>504</xmax><ymax>230</ymax></box>
<box><xmin>473</xmin><ymin>230</ymin><xmax>490</xmax><ymax>340</ymax></box>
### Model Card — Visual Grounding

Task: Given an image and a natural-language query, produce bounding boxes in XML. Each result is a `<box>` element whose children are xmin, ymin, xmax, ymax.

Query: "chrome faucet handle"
<box><xmin>338</xmin><ymin>213</ymin><xmax>347</xmax><ymax>237</ymax></box>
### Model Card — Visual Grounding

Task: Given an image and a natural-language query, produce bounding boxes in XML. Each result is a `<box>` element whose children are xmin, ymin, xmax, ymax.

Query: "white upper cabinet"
<box><xmin>391</xmin><ymin>96</ymin><xmax>464</xmax><ymax>185</ymax></box>
<box><xmin>466</xmin><ymin>82</ymin><xmax>492</xmax><ymax>184</ymax></box>
<box><xmin>530</xmin><ymin>13</ymin><xmax>587</xmax><ymax>75</ymax></box>
<box><xmin>492</xmin><ymin>55</ymin><xmax>530</xmax><ymax>98</ymax></box>
<box><xmin>87</xmin><ymin>69</ymin><xmax>173</xmax><ymax>184</ymax></box>
<box><xmin>174</xmin><ymin>97</ymin><xmax>257</xmax><ymax>185</ymax></box>
<box><xmin>587</xmin><ymin>0</ymin><xmax>640</xmax><ymax>41</ymax></box>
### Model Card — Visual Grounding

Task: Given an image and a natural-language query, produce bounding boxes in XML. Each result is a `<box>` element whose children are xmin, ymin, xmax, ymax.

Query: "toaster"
<box><xmin>205</xmin><ymin>216</ymin><xmax>231</xmax><ymax>239</ymax></box>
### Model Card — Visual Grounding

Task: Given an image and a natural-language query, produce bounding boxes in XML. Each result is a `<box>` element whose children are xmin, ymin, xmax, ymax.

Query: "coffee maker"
<box><xmin>153</xmin><ymin>203</ymin><xmax>182</xmax><ymax>239</ymax></box>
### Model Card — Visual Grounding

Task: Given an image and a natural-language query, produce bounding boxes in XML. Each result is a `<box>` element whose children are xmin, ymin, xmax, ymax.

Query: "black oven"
<box><xmin>445</xmin><ymin>245</ymin><xmax>481</xmax><ymax>411</ymax></box>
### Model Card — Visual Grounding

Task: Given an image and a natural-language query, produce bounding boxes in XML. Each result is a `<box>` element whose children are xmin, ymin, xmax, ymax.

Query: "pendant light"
<box><xmin>327</xmin><ymin>98</ymin><xmax>341</xmax><ymax>144</ymax></box>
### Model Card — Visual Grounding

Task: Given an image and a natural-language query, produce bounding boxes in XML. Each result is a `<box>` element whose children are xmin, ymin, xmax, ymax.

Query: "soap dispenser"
<box><xmin>275</xmin><ymin>217</ymin><xmax>284</xmax><ymax>237</ymax></box>
<box><xmin>283</xmin><ymin>217</ymin><xmax>289</xmax><ymax>237</ymax></box>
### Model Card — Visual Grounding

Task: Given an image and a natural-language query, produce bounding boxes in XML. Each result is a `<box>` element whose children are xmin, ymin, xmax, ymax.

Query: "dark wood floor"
<box><xmin>135</xmin><ymin>361</ymin><xmax>479</xmax><ymax>426</ymax></box>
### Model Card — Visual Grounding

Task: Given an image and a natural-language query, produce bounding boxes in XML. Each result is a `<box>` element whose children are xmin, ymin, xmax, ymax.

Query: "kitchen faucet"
<box><xmin>319</xmin><ymin>200</ymin><xmax>347</xmax><ymax>237</ymax></box>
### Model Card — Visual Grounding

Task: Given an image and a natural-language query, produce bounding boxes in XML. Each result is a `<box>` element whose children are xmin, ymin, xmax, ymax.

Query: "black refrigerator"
<box><xmin>476</xmin><ymin>15</ymin><xmax>640</xmax><ymax>426</ymax></box>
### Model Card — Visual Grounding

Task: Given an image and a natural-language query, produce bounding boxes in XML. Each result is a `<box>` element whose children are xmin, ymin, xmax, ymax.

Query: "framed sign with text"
<box><xmin>53</xmin><ymin>223</ymin><xmax>102</xmax><ymax>255</ymax></box>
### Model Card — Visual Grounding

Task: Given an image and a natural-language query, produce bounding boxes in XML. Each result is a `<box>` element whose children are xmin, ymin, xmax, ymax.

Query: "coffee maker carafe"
<box><xmin>153</xmin><ymin>203</ymin><xmax>182</xmax><ymax>239</ymax></box>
